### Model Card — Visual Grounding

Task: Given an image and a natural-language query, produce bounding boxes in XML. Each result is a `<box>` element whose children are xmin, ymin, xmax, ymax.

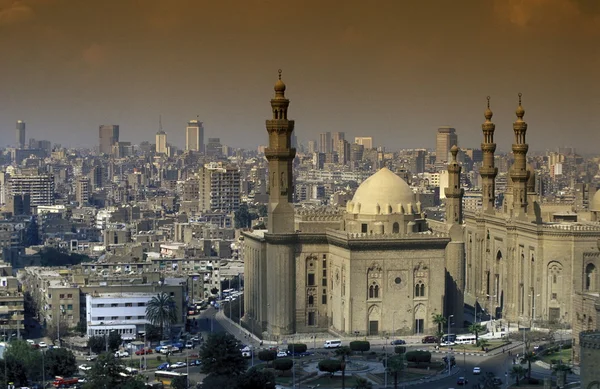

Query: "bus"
<box><xmin>441</xmin><ymin>334</ymin><xmax>457</xmax><ymax>345</ymax></box>
<box><xmin>455</xmin><ymin>334</ymin><xmax>477</xmax><ymax>345</ymax></box>
<box><xmin>154</xmin><ymin>371</ymin><xmax>188</xmax><ymax>388</ymax></box>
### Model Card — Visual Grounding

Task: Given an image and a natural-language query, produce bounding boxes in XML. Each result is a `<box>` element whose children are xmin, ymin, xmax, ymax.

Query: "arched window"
<box><xmin>374</xmin><ymin>284</ymin><xmax>379</xmax><ymax>298</ymax></box>
<box><xmin>392</xmin><ymin>222</ymin><xmax>399</xmax><ymax>234</ymax></box>
<box><xmin>420</xmin><ymin>283</ymin><xmax>425</xmax><ymax>297</ymax></box>
<box><xmin>415</xmin><ymin>281</ymin><xmax>425</xmax><ymax>297</ymax></box>
<box><xmin>368</xmin><ymin>282</ymin><xmax>379</xmax><ymax>299</ymax></box>
<box><xmin>369</xmin><ymin>285</ymin><xmax>374</xmax><ymax>298</ymax></box>
<box><xmin>308</xmin><ymin>295</ymin><xmax>314</xmax><ymax>306</ymax></box>
<box><xmin>586</xmin><ymin>264</ymin><xmax>597</xmax><ymax>291</ymax></box>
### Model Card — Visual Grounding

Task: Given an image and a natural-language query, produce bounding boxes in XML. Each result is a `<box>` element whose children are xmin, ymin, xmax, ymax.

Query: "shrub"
<box><xmin>156</xmin><ymin>355</ymin><xmax>161</xmax><ymax>361</ymax></box>
<box><xmin>318</xmin><ymin>359</ymin><xmax>342</xmax><ymax>375</ymax></box>
<box><xmin>258</xmin><ymin>350</ymin><xmax>277</xmax><ymax>366</ymax></box>
<box><xmin>272</xmin><ymin>358</ymin><xmax>294</xmax><ymax>374</ymax></box>
<box><xmin>394</xmin><ymin>346</ymin><xmax>406</xmax><ymax>354</ymax></box>
<box><xmin>287</xmin><ymin>343</ymin><xmax>307</xmax><ymax>354</ymax></box>
<box><xmin>349</xmin><ymin>341</ymin><xmax>371</xmax><ymax>354</ymax></box>
<box><xmin>405</xmin><ymin>350</ymin><xmax>431</xmax><ymax>365</ymax></box>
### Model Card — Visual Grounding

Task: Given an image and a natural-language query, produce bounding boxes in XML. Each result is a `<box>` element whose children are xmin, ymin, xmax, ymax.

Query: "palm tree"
<box><xmin>520</xmin><ymin>351</ymin><xmax>538</xmax><ymax>380</ymax></box>
<box><xmin>468</xmin><ymin>323</ymin><xmax>486</xmax><ymax>343</ymax></box>
<box><xmin>551</xmin><ymin>361</ymin><xmax>573</xmax><ymax>388</ymax></box>
<box><xmin>510</xmin><ymin>365</ymin><xmax>527</xmax><ymax>386</ymax></box>
<box><xmin>477</xmin><ymin>339</ymin><xmax>490</xmax><ymax>352</ymax></box>
<box><xmin>385</xmin><ymin>354</ymin><xmax>405</xmax><ymax>389</ymax></box>
<box><xmin>335</xmin><ymin>346</ymin><xmax>352</xmax><ymax>389</ymax></box>
<box><xmin>431</xmin><ymin>313</ymin><xmax>447</xmax><ymax>333</ymax></box>
<box><xmin>145</xmin><ymin>292</ymin><xmax>179</xmax><ymax>340</ymax></box>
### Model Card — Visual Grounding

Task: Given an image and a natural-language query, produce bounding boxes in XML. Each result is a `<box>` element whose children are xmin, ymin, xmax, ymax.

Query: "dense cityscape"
<box><xmin>1</xmin><ymin>1</ymin><xmax>599</xmax><ymax>389</ymax></box>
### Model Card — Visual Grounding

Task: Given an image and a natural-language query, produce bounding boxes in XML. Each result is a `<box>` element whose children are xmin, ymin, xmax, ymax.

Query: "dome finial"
<box><xmin>274</xmin><ymin>69</ymin><xmax>286</xmax><ymax>95</ymax></box>
<box><xmin>278</xmin><ymin>69</ymin><xmax>282</xmax><ymax>80</ymax></box>
<box><xmin>516</xmin><ymin>92</ymin><xmax>525</xmax><ymax>120</ymax></box>
<box><xmin>484</xmin><ymin>96</ymin><xmax>493</xmax><ymax>121</ymax></box>
<box><xmin>450</xmin><ymin>145</ymin><xmax>459</xmax><ymax>161</ymax></box>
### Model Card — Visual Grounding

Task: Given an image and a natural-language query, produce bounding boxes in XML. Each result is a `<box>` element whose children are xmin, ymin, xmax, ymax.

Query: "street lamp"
<box><xmin>528</xmin><ymin>293</ymin><xmax>541</xmax><ymax>328</ymax></box>
<box><xmin>447</xmin><ymin>314</ymin><xmax>454</xmax><ymax>377</ymax></box>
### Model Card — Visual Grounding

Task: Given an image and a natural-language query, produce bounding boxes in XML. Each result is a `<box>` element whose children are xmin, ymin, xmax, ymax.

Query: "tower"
<box><xmin>16</xmin><ymin>120</ymin><xmax>25</xmax><ymax>149</ymax></box>
<box><xmin>510</xmin><ymin>93</ymin><xmax>530</xmax><ymax>218</ymax></box>
<box><xmin>445</xmin><ymin>145</ymin><xmax>463</xmax><ymax>224</ymax></box>
<box><xmin>436</xmin><ymin>127</ymin><xmax>457</xmax><ymax>164</ymax></box>
<box><xmin>480</xmin><ymin>97</ymin><xmax>497</xmax><ymax>213</ymax></box>
<box><xmin>185</xmin><ymin>119</ymin><xmax>203</xmax><ymax>152</ymax></box>
<box><xmin>99</xmin><ymin>125</ymin><xmax>119</xmax><ymax>155</ymax></box>
<box><xmin>156</xmin><ymin>115</ymin><xmax>168</xmax><ymax>154</ymax></box>
<box><xmin>265</xmin><ymin>70</ymin><xmax>296</xmax><ymax>233</ymax></box>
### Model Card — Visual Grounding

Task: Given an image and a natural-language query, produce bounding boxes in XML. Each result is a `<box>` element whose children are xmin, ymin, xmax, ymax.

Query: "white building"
<box><xmin>86</xmin><ymin>293</ymin><xmax>155</xmax><ymax>340</ymax></box>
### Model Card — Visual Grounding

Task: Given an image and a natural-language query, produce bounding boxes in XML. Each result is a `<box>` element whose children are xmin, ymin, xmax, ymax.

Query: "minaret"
<box><xmin>445</xmin><ymin>145</ymin><xmax>463</xmax><ymax>224</ymax></box>
<box><xmin>265</xmin><ymin>69</ymin><xmax>296</xmax><ymax>233</ymax></box>
<box><xmin>510</xmin><ymin>93</ymin><xmax>530</xmax><ymax>218</ymax></box>
<box><xmin>480</xmin><ymin>96</ymin><xmax>497</xmax><ymax>213</ymax></box>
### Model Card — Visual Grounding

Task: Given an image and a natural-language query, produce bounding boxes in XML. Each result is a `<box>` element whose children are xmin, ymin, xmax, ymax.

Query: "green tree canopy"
<box><xmin>318</xmin><ymin>359</ymin><xmax>342</xmax><ymax>376</ymax></box>
<box><xmin>272</xmin><ymin>358</ymin><xmax>294</xmax><ymax>374</ymax></box>
<box><xmin>83</xmin><ymin>352</ymin><xmax>126</xmax><ymax>389</ymax></box>
<box><xmin>510</xmin><ymin>365</ymin><xmax>527</xmax><ymax>386</ymax></box>
<box><xmin>4</xmin><ymin>339</ymin><xmax>42</xmax><ymax>382</ymax></box>
<box><xmin>468</xmin><ymin>323</ymin><xmax>487</xmax><ymax>342</ymax></box>
<box><xmin>171</xmin><ymin>376</ymin><xmax>188</xmax><ymax>389</ymax></box>
<box><xmin>354</xmin><ymin>377</ymin><xmax>373</xmax><ymax>389</ymax></box>
<box><xmin>145</xmin><ymin>292</ymin><xmax>178</xmax><ymax>340</ymax></box>
<box><xmin>200</xmin><ymin>332</ymin><xmax>247</xmax><ymax>376</ymax></box>
<box><xmin>87</xmin><ymin>336</ymin><xmax>105</xmax><ymax>354</ymax></box>
<box><xmin>238</xmin><ymin>367</ymin><xmax>277</xmax><ymax>389</ymax></box>
<box><xmin>431</xmin><ymin>313</ymin><xmax>447</xmax><ymax>334</ymax></box>
<box><xmin>350</xmin><ymin>341</ymin><xmax>370</xmax><ymax>354</ymax></box>
<box><xmin>384</xmin><ymin>354</ymin><xmax>406</xmax><ymax>389</ymax></box>
<box><xmin>258</xmin><ymin>349</ymin><xmax>277</xmax><ymax>366</ymax></box>
<box><xmin>44</xmin><ymin>347</ymin><xmax>77</xmax><ymax>378</ymax></box>
<box><xmin>108</xmin><ymin>330</ymin><xmax>122</xmax><ymax>352</ymax></box>
<box><xmin>520</xmin><ymin>351</ymin><xmax>539</xmax><ymax>379</ymax></box>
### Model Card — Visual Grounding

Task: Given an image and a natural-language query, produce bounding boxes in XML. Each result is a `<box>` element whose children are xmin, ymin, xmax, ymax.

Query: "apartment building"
<box><xmin>86</xmin><ymin>293</ymin><xmax>156</xmax><ymax>339</ymax></box>
<box><xmin>199</xmin><ymin>162</ymin><xmax>240</xmax><ymax>213</ymax></box>
<box><xmin>0</xmin><ymin>262</ymin><xmax>24</xmax><ymax>338</ymax></box>
<box><xmin>8</xmin><ymin>174</ymin><xmax>55</xmax><ymax>207</ymax></box>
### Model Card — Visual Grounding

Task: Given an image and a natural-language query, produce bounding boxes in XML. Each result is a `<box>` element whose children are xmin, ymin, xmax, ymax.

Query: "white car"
<box><xmin>26</xmin><ymin>339</ymin><xmax>35</xmax><ymax>345</ymax></box>
<box><xmin>78</xmin><ymin>364</ymin><xmax>92</xmax><ymax>371</ymax></box>
<box><xmin>473</xmin><ymin>366</ymin><xmax>481</xmax><ymax>375</ymax></box>
<box><xmin>171</xmin><ymin>362</ymin><xmax>186</xmax><ymax>369</ymax></box>
<box><xmin>115</xmin><ymin>350</ymin><xmax>129</xmax><ymax>358</ymax></box>
<box><xmin>38</xmin><ymin>341</ymin><xmax>47</xmax><ymax>348</ymax></box>
<box><xmin>277</xmin><ymin>351</ymin><xmax>288</xmax><ymax>357</ymax></box>
<box><xmin>86</xmin><ymin>354</ymin><xmax>98</xmax><ymax>361</ymax></box>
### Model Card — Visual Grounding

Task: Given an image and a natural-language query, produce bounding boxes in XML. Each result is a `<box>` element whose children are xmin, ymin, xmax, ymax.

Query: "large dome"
<box><xmin>350</xmin><ymin>167</ymin><xmax>415</xmax><ymax>215</ymax></box>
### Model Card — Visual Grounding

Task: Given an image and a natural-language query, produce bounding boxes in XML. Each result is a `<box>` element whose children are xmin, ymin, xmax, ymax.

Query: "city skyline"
<box><xmin>0</xmin><ymin>0</ymin><xmax>598</xmax><ymax>152</ymax></box>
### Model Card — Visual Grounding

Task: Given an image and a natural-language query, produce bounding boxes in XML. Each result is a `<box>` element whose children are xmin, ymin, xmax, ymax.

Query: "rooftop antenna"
<box><xmin>159</xmin><ymin>115</ymin><xmax>163</xmax><ymax>132</ymax></box>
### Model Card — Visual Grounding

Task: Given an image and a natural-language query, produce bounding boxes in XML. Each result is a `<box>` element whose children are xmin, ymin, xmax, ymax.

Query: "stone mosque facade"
<box><xmin>243</xmin><ymin>72</ymin><xmax>465</xmax><ymax>340</ymax></box>
<box><xmin>242</xmin><ymin>73</ymin><xmax>600</xmax><ymax>360</ymax></box>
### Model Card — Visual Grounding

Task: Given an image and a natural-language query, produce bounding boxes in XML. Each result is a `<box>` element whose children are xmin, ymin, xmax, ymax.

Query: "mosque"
<box><xmin>242</xmin><ymin>73</ymin><xmax>600</xmax><ymax>361</ymax></box>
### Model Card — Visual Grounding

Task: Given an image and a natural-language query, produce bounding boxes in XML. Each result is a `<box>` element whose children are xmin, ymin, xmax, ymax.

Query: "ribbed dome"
<box><xmin>351</xmin><ymin>167</ymin><xmax>415</xmax><ymax>215</ymax></box>
<box><xmin>591</xmin><ymin>189</ymin><xmax>600</xmax><ymax>212</ymax></box>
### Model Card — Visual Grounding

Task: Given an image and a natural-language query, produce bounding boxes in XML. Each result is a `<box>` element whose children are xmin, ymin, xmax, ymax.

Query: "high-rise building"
<box><xmin>8</xmin><ymin>174</ymin><xmax>55</xmax><ymax>206</ymax></box>
<box><xmin>307</xmin><ymin>140</ymin><xmax>317</xmax><ymax>154</ymax></box>
<box><xmin>199</xmin><ymin>162</ymin><xmax>241</xmax><ymax>212</ymax></box>
<box><xmin>186</xmin><ymin>120</ymin><xmax>204</xmax><ymax>152</ymax></box>
<box><xmin>435</xmin><ymin>126</ymin><xmax>457</xmax><ymax>164</ymax></box>
<box><xmin>76</xmin><ymin>177</ymin><xmax>90</xmax><ymax>205</ymax></box>
<box><xmin>156</xmin><ymin>130</ymin><xmax>168</xmax><ymax>154</ymax></box>
<box><xmin>319</xmin><ymin>132</ymin><xmax>332</xmax><ymax>154</ymax></box>
<box><xmin>206</xmin><ymin>138</ymin><xmax>223</xmax><ymax>157</ymax></box>
<box><xmin>99</xmin><ymin>125</ymin><xmax>119</xmax><ymax>155</ymax></box>
<box><xmin>331</xmin><ymin>132</ymin><xmax>345</xmax><ymax>153</ymax></box>
<box><xmin>16</xmin><ymin>120</ymin><xmax>25</xmax><ymax>149</ymax></box>
<box><xmin>354</xmin><ymin>136</ymin><xmax>373</xmax><ymax>149</ymax></box>
<box><xmin>338</xmin><ymin>139</ymin><xmax>351</xmax><ymax>165</ymax></box>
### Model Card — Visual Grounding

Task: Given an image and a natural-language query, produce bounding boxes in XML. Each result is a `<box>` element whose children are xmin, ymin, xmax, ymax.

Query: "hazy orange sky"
<box><xmin>1</xmin><ymin>0</ymin><xmax>599</xmax><ymax>152</ymax></box>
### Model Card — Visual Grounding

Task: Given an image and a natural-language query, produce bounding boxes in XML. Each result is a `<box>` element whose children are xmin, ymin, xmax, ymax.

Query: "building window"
<box><xmin>67</xmin><ymin>294</ymin><xmax>73</xmax><ymax>298</ymax></box>
<box><xmin>322</xmin><ymin>254</ymin><xmax>326</xmax><ymax>259</ymax></box>
<box><xmin>308</xmin><ymin>311</ymin><xmax>316</xmax><ymax>326</ymax></box>
<box><xmin>98</xmin><ymin>317</ymin><xmax>104</xmax><ymax>321</ymax></box>
<box><xmin>67</xmin><ymin>304</ymin><xmax>73</xmax><ymax>310</ymax></box>
<box><xmin>415</xmin><ymin>281</ymin><xmax>426</xmax><ymax>297</ymax></box>
<box><xmin>126</xmin><ymin>316</ymin><xmax>132</xmax><ymax>320</ymax></box>
<box><xmin>322</xmin><ymin>278</ymin><xmax>327</xmax><ymax>287</ymax></box>
<box><xmin>322</xmin><ymin>295</ymin><xmax>327</xmax><ymax>304</ymax></box>
<box><xmin>323</xmin><ymin>270</ymin><xmax>327</xmax><ymax>277</ymax></box>
<box><xmin>59</xmin><ymin>294</ymin><xmax>65</xmax><ymax>299</ymax></box>
<box><xmin>393</xmin><ymin>222</ymin><xmax>399</xmax><ymax>234</ymax></box>
<box><xmin>138</xmin><ymin>316</ymin><xmax>144</xmax><ymax>320</ymax></box>
<box><xmin>111</xmin><ymin>316</ymin><xmax>118</xmax><ymax>320</ymax></box>
<box><xmin>322</xmin><ymin>260</ymin><xmax>327</xmax><ymax>268</ymax></box>
<box><xmin>368</xmin><ymin>283</ymin><xmax>379</xmax><ymax>299</ymax></box>
<box><xmin>97</xmin><ymin>304</ymin><xmax>104</xmax><ymax>308</ymax></box>
<box><xmin>586</xmin><ymin>263</ymin><xmax>597</xmax><ymax>291</ymax></box>
<box><xmin>361</xmin><ymin>224</ymin><xmax>368</xmax><ymax>233</ymax></box>
<box><xmin>125</xmin><ymin>303</ymin><xmax>132</xmax><ymax>307</ymax></box>
<box><xmin>308</xmin><ymin>295</ymin><xmax>314</xmax><ymax>306</ymax></box>
<box><xmin>553</xmin><ymin>274</ymin><xmax>557</xmax><ymax>284</ymax></box>
<box><xmin>138</xmin><ymin>303</ymin><xmax>145</xmax><ymax>307</ymax></box>
<box><xmin>551</xmin><ymin>293</ymin><xmax>557</xmax><ymax>300</ymax></box>
<box><xmin>111</xmin><ymin>303</ymin><xmax>118</xmax><ymax>307</ymax></box>
<box><xmin>307</xmin><ymin>273</ymin><xmax>315</xmax><ymax>286</ymax></box>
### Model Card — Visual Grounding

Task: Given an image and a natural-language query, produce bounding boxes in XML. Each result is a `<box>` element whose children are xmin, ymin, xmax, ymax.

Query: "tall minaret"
<box><xmin>480</xmin><ymin>96</ymin><xmax>497</xmax><ymax>213</ymax></box>
<box><xmin>445</xmin><ymin>145</ymin><xmax>463</xmax><ymax>224</ymax></box>
<box><xmin>510</xmin><ymin>93</ymin><xmax>530</xmax><ymax>218</ymax></box>
<box><xmin>265</xmin><ymin>69</ymin><xmax>296</xmax><ymax>233</ymax></box>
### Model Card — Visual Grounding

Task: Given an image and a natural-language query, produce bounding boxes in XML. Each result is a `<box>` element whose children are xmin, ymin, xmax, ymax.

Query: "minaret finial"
<box><xmin>518</xmin><ymin>92</ymin><xmax>522</xmax><ymax>105</ymax></box>
<box><xmin>516</xmin><ymin>92</ymin><xmax>525</xmax><ymax>120</ymax></box>
<box><xmin>274</xmin><ymin>69</ymin><xmax>286</xmax><ymax>96</ymax></box>
<box><xmin>484</xmin><ymin>96</ymin><xmax>493</xmax><ymax>121</ymax></box>
<box><xmin>487</xmin><ymin>96</ymin><xmax>490</xmax><ymax>108</ymax></box>
<box><xmin>278</xmin><ymin>69</ymin><xmax>282</xmax><ymax>80</ymax></box>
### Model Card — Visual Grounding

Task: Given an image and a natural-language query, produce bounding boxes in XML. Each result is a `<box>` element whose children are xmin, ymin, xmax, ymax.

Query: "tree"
<box><xmin>238</xmin><ymin>367</ymin><xmax>277</xmax><ymax>389</ymax></box>
<box><xmin>384</xmin><ymin>354</ymin><xmax>406</xmax><ymax>389</ymax></box>
<box><xmin>273</xmin><ymin>358</ymin><xmax>294</xmax><ymax>375</ymax></box>
<box><xmin>198</xmin><ymin>374</ymin><xmax>238</xmax><ymax>389</ymax></box>
<box><xmin>257</xmin><ymin>204</ymin><xmax>268</xmax><ymax>217</ymax></box>
<box><xmin>405</xmin><ymin>350</ymin><xmax>431</xmax><ymax>365</ymax></box>
<box><xmin>44</xmin><ymin>347</ymin><xmax>77</xmax><ymax>378</ymax></box>
<box><xmin>145</xmin><ymin>324</ymin><xmax>162</xmax><ymax>342</ymax></box>
<box><xmin>87</xmin><ymin>336</ymin><xmax>105</xmax><ymax>355</ymax></box>
<box><xmin>4</xmin><ymin>339</ymin><xmax>42</xmax><ymax>383</ymax></box>
<box><xmin>171</xmin><ymin>376</ymin><xmax>188</xmax><ymax>389</ymax></box>
<box><xmin>551</xmin><ymin>361</ymin><xmax>573</xmax><ymax>387</ymax></box>
<box><xmin>520</xmin><ymin>351</ymin><xmax>539</xmax><ymax>380</ymax></box>
<box><xmin>46</xmin><ymin>316</ymin><xmax>70</xmax><ymax>344</ymax></box>
<box><xmin>74</xmin><ymin>320</ymin><xmax>87</xmax><ymax>336</ymax></box>
<box><xmin>479</xmin><ymin>372</ymin><xmax>501</xmax><ymax>389</ymax></box>
<box><xmin>350</xmin><ymin>341</ymin><xmax>370</xmax><ymax>354</ymax></box>
<box><xmin>335</xmin><ymin>346</ymin><xmax>352</xmax><ymax>389</ymax></box>
<box><xmin>477</xmin><ymin>339</ymin><xmax>490</xmax><ymax>352</ymax></box>
<box><xmin>121</xmin><ymin>376</ymin><xmax>148</xmax><ymax>389</ymax></box>
<box><xmin>200</xmin><ymin>332</ymin><xmax>247</xmax><ymax>376</ymax></box>
<box><xmin>394</xmin><ymin>346</ymin><xmax>406</xmax><ymax>354</ymax></box>
<box><xmin>354</xmin><ymin>377</ymin><xmax>373</xmax><ymax>389</ymax></box>
<box><xmin>468</xmin><ymin>323</ymin><xmax>486</xmax><ymax>343</ymax></box>
<box><xmin>510</xmin><ymin>365</ymin><xmax>527</xmax><ymax>386</ymax></box>
<box><xmin>210</xmin><ymin>287</ymin><xmax>219</xmax><ymax>295</ymax></box>
<box><xmin>318</xmin><ymin>359</ymin><xmax>342</xmax><ymax>376</ymax></box>
<box><xmin>108</xmin><ymin>330</ymin><xmax>122</xmax><ymax>352</ymax></box>
<box><xmin>145</xmin><ymin>292</ymin><xmax>178</xmax><ymax>340</ymax></box>
<box><xmin>234</xmin><ymin>203</ymin><xmax>252</xmax><ymax>228</ymax></box>
<box><xmin>431</xmin><ymin>313</ymin><xmax>447</xmax><ymax>334</ymax></box>
<box><xmin>83</xmin><ymin>352</ymin><xmax>126</xmax><ymax>389</ymax></box>
<box><xmin>258</xmin><ymin>349</ymin><xmax>277</xmax><ymax>366</ymax></box>
<box><xmin>0</xmin><ymin>356</ymin><xmax>29</xmax><ymax>387</ymax></box>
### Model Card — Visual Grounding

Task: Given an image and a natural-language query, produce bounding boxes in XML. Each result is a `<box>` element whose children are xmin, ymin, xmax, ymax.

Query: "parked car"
<box><xmin>456</xmin><ymin>377</ymin><xmax>468</xmax><ymax>386</ymax></box>
<box><xmin>277</xmin><ymin>351</ymin><xmax>288</xmax><ymax>357</ymax></box>
<box><xmin>390</xmin><ymin>339</ymin><xmax>406</xmax><ymax>345</ymax></box>
<box><xmin>185</xmin><ymin>341</ymin><xmax>194</xmax><ymax>349</ymax></box>
<box><xmin>78</xmin><ymin>364</ymin><xmax>92</xmax><ymax>371</ymax></box>
<box><xmin>86</xmin><ymin>354</ymin><xmax>97</xmax><ymax>361</ymax></box>
<box><xmin>157</xmin><ymin>362</ymin><xmax>170</xmax><ymax>370</ymax></box>
<box><xmin>38</xmin><ymin>341</ymin><xmax>47</xmax><ymax>348</ymax></box>
<box><xmin>135</xmin><ymin>348</ymin><xmax>153</xmax><ymax>355</ymax></box>
<box><xmin>115</xmin><ymin>350</ymin><xmax>129</xmax><ymax>358</ymax></box>
<box><xmin>26</xmin><ymin>339</ymin><xmax>35</xmax><ymax>345</ymax></box>
<box><xmin>171</xmin><ymin>362</ymin><xmax>187</xmax><ymax>369</ymax></box>
<box><xmin>421</xmin><ymin>336</ymin><xmax>438</xmax><ymax>344</ymax></box>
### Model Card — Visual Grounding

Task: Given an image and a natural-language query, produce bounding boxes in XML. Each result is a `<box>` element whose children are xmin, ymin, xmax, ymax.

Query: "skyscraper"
<box><xmin>156</xmin><ymin>130</ymin><xmax>168</xmax><ymax>154</ymax></box>
<box><xmin>435</xmin><ymin>126</ymin><xmax>457</xmax><ymax>164</ymax></box>
<box><xmin>186</xmin><ymin>120</ymin><xmax>204</xmax><ymax>152</ymax></box>
<box><xmin>319</xmin><ymin>132</ymin><xmax>332</xmax><ymax>154</ymax></box>
<box><xmin>354</xmin><ymin>136</ymin><xmax>373</xmax><ymax>149</ymax></box>
<box><xmin>331</xmin><ymin>132</ymin><xmax>345</xmax><ymax>153</ymax></box>
<box><xmin>16</xmin><ymin>120</ymin><xmax>25</xmax><ymax>149</ymax></box>
<box><xmin>99</xmin><ymin>125</ymin><xmax>119</xmax><ymax>155</ymax></box>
